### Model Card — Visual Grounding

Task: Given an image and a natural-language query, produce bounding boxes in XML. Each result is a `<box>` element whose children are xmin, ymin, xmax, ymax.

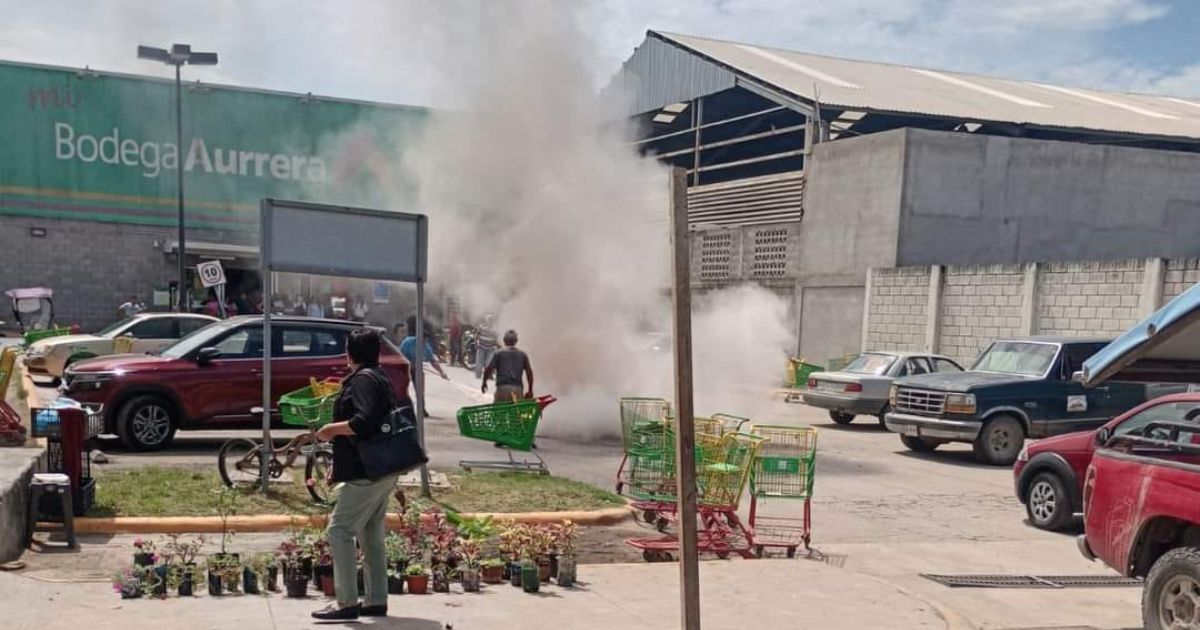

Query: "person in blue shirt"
<box><xmin>398</xmin><ymin>331</ymin><xmax>449</xmax><ymax>402</ymax></box>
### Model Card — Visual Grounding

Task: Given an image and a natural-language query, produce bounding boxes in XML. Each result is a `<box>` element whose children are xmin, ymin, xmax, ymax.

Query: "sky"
<box><xmin>0</xmin><ymin>0</ymin><xmax>1196</xmax><ymax>107</ymax></box>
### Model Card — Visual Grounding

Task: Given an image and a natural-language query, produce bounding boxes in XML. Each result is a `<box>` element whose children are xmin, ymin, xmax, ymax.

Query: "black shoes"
<box><xmin>311</xmin><ymin>604</ymin><xmax>360</xmax><ymax>620</ymax></box>
<box><xmin>360</xmin><ymin>604</ymin><xmax>388</xmax><ymax>617</ymax></box>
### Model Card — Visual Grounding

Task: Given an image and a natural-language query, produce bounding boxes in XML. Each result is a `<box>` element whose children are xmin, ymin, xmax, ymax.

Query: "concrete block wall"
<box><xmin>864</xmin><ymin>267</ymin><xmax>930</xmax><ymax>352</ymax></box>
<box><xmin>864</xmin><ymin>256</ymin><xmax>1173</xmax><ymax>365</ymax></box>
<box><xmin>1036</xmin><ymin>259</ymin><xmax>1144</xmax><ymax>338</ymax></box>
<box><xmin>939</xmin><ymin>265</ymin><xmax>1026</xmax><ymax>362</ymax></box>
<box><xmin>690</xmin><ymin>222</ymin><xmax>801</xmax><ymax>289</ymax></box>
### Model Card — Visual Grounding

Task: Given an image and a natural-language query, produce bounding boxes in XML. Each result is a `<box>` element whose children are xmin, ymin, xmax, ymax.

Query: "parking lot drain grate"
<box><xmin>920</xmin><ymin>574</ymin><xmax>1142</xmax><ymax>589</ymax></box>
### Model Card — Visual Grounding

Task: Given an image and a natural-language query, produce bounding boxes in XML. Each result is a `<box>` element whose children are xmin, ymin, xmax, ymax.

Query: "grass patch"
<box><xmin>90</xmin><ymin>466</ymin><xmax>623</xmax><ymax>517</ymax></box>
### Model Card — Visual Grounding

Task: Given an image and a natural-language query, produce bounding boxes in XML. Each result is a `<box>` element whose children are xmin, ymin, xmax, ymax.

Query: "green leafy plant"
<box><xmin>446</xmin><ymin>511</ymin><xmax>497</xmax><ymax>541</ymax></box>
<box><xmin>211</xmin><ymin>486</ymin><xmax>238</xmax><ymax>554</ymax></box>
<box><xmin>405</xmin><ymin>563</ymin><xmax>426</xmax><ymax>577</ymax></box>
<box><xmin>554</xmin><ymin>519</ymin><xmax>579</xmax><ymax>557</ymax></box>
<box><xmin>481</xmin><ymin>557</ymin><xmax>506</xmax><ymax>569</ymax></box>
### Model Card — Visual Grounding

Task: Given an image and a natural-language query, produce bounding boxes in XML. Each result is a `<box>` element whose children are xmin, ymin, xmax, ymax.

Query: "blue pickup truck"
<box><xmin>884</xmin><ymin>337</ymin><xmax>1167</xmax><ymax>465</ymax></box>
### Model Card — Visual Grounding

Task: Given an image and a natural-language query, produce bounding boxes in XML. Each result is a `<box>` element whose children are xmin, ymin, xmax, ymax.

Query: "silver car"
<box><xmin>802</xmin><ymin>352</ymin><xmax>964</xmax><ymax>428</ymax></box>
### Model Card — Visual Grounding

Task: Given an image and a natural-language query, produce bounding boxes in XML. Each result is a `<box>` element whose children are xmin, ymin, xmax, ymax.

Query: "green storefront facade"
<box><xmin>0</xmin><ymin>59</ymin><xmax>429</xmax><ymax>328</ymax></box>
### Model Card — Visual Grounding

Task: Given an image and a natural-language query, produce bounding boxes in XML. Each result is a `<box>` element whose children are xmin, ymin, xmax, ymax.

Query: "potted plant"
<box><xmin>245</xmin><ymin>552</ymin><xmax>277</xmax><ymax>594</ymax></box>
<box><xmin>112</xmin><ymin>565</ymin><xmax>145</xmax><ymax>599</ymax></box>
<box><xmin>276</xmin><ymin>540</ymin><xmax>311</xmax><ymax>598</ymax></box>
<box><xmin>162</xmin><ymin>534</ymin><xmax>205</xmax><ymax>596</ymax></box>
<box><xmin>554</xmin><ymin>520</ymin><xmax>579</xmax><ymax>587</ymax></box>
<box><xmin>208</xmin><ymin>487</ymin><xmax>240</xmax><ymax>595</ymax></box>
<box><xmin>499</xmin><ymin>523</ymin><xmax>526</xmax><ymax>586</ymax></box>
<box><xmin>311</xmin><ymin>536</ymin><xmax>334</xmax><ymax>596</ymax></box>
<box><xmin>132</xmin><ymin>537</ymin><xmax>158</xmax><ymax>567</ymax></box>
<box><xmin>405</xmin><ymin>563</ymin><xmax>429</xmax><ymax>595</ymax></box>
<box><xmin>458</xmin><ymin>538</ymin><xmax>481</xmax><ymax>592</ymax></box>
<box><xmin>533</xmin><ymin>526</ymin><xmax>555</xmax><ymax>583</ymax></box>
<box><xmin>481</xmin><ymin>558</ymin><xmax>506</xmax><ymax>585</ymax></box>
<box><xmin>520</xmin><ymin>557</ymin><xmax>540</xmax><ymax>594</ymax></box>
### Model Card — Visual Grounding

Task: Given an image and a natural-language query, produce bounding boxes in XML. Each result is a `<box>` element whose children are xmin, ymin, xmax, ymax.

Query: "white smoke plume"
<box><xmin>400</xmin><ymin>0</ymin><xmax>795</xmax><ymax>438</ymax></box>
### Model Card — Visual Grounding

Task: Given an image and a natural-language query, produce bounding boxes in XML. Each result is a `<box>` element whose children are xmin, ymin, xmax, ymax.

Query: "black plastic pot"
<box><xmin>207</xmin><ymin>569</ymin><xmax>224</xmax><ymax>596</ymax></box>
<box><xmin>508</xmin><ymin>562</ymin><xmax>522</xmax><ymax>587</ymax></box>
<box><xmin>133</xmin><ymin>552</ymin><xmax>156</xmax><ymax>567</ymax></box>
<box><xmin>266</xmin><ymin>566</ymin><xmax>279</xmax><ymax>592</ymax></box>
<box><xmin>387</xmin><ymin>574</ymin><xmax>405</xmax><ymax>595</ymax></box>
<box><xmin>461</xmin><ymin>568</ymin><xmax>481</xmax><ymax>593</ymax></box>
<box><xmin>178</xmin><ymin>564</ymin><xmax>196</xmax><ymax>597</ymax></box>
<box><xmin>521</xmin><ymin>563</ymin><xmax>540</xmax><ymax>593</ymax></box>
<box><xmin>432</xmin><ymin>570</ymin><xmax>450</xmax><ymax>593</ymax></box>
<box><xmin>243</xmin><ymin>568</ymin><xmax>260</xmax><ymax>595</ymax></box>
<box><xmin>549</xmin><ymin>553</ymin><xmax>559</xmax><ymax>580</ymax></box>
<box><xmin>284</xmin><ymin>574</ymin><xmax>309</xmax><ymax>598</ymax></box>
<box><xmin>152</xmin><ymin>566</ymin><xmax>169</xmax><ymax>597</ymax></box>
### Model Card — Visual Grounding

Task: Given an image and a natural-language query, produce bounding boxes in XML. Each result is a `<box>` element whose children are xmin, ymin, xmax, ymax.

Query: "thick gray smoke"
<box><xmin>402</xmin><ymin>0</ymin><xmax>795</xmax><ymax>438</ymax></box>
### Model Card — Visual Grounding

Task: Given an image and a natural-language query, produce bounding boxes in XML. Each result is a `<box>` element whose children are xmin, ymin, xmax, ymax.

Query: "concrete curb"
<box><xmin>74</xmin><ymin>505</ymin><xmax>634</xmax><ymax>534</ymax></box>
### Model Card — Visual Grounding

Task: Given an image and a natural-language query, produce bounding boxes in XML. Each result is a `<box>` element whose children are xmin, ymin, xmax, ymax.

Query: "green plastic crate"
<box><xmin>23</xmin><ymin>327</ymin><xmax>72</xmax><ymax>347</ymax></box>
<box><xmin>279</xmin><ymin>385</ymin><xmax>338</xmax><ymax>427</ymax></box>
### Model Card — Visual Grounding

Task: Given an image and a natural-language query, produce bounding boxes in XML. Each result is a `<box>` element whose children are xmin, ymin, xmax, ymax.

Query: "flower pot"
<box><xmin>387</xmin><ymin>574</ymin><xmax>405</xmax><ymax>595</ymax></box>
<box><xmin>242</xmin><ymin>568</ymin><xmax>260</xmax><ymax>595</ymax></box>
<box><xmin>119</xmin><ymin>582</ymin><xmax>143</xmax><ymax>599</ymax></box>
<box><xmin>549</xmin><ymin>553</ymin><xmax>559</xmax><ymax>580</ymax></box>
<box><xmin>556</xmin><ymin>555</ymin><xmax>577</xmax><ymax>587</ymax></box>
<box><xmin>461</xmin><ymin>568</ymin><xmax>481</xmax><ymax>593</ymax></box>
<box><xmin>207</xmin><ymin>569</ymin><xmax>224</xmax><ymax>597</ymax></box>
<box><xmin>301</xmin><ymin>557</ymin><xmax>314</xmax><ymax>580</ymax></box>
<box><xmin>509</xmin><ymin>562</ymin><xmax>522</xmax><ymax>587</ymax></box>
<box><xmin>178</xmin><ymin>564</ymin><xmax>196</xmax><ymax>597</ymax></box>
<box><xmin>134</xmin><ymin>552</ymin><xmax>156</xmax><ymax>567</ymax></box>
<box><xmin>481</xmin><ymin>565</ymin><xmax>504</xmax><ymax>584</ymax></box>
<box><xmin>406</xmin><ymin>574</ymin><xmax>429</xmax><ymax>595</ymax></box>
<box><xmin>150</xmin><ymin>566</ymin><xmax>168</xmax><ymax>597</ymax></box>
<box><xmin>521</xmin><ymin>563</ymin><xmax>540</xmax><ymax>593</ymax></box>
<box><xmin>432</xmin><ymin>570</ymin><xmax>450</xmax><ymax>594</ymax></box>
<box><xmin>313</xmin><ymin>565</ymin><xmax>334</xmax><ymax>596</ymax></box>
<box><xmin>538</xmin><ymin>559</ymin><xmax>552</xmax><ymax>583</ymax></box>
<box><xmin>266</xmin><ymin>566</ymin><xmax>279</xmax><ymax>592</ymax></box>
<box><xmin>356</xmin><ymin>567</ymin><xmax>365</xmax><ymax>593</ymax></box>
<box><xmin>502</xmin><ymin>561</ymin><xmax>511</xmax><ymax>580</ymax></box>
<box><xmin>284</xmin><ymin>574</ymin><xmax>309</xmax><ymax>598</ymax></box>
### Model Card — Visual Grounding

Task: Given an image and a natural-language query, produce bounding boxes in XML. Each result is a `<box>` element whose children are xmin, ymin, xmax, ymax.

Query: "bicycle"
<box><xmin>218</xmin><ymin>380</ymin><xmax>340</xmax><ymax>503</ymax></box>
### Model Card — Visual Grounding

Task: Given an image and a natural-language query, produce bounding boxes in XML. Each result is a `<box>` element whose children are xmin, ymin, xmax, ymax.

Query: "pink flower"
<box><xmin>305</xmin><ymin>478</ymin><xmax>316</xmax><ymax>488</ymax></box>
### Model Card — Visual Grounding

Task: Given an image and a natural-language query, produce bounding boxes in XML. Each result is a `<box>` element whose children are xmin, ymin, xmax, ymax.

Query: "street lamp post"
<box><xmin>137</xmin><ymin>44</ymin><xmax>218</xmax><ymax>313</ymax></box>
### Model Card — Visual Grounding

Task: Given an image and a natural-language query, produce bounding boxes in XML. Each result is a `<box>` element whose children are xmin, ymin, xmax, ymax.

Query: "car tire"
<box><xmin>1143</xmin><ymin>546</ymin><xmax>1200</xmax><ymax>630</ymax></box>
<box><xmin>1025</xmin><ymin>472</ymin><xmax>1074</xmax><ymax>531</ymax></box>
<box><xmin>829</xmin><ymin>411</ymin><xmax>855</xmax><ymax>425</ymax></box>
<box><xmin>973</xmin><ymin>415</ymin><xmax>1024</xmax><ymax>465</ymax></box>
<box><xmin>876</xmin><ymin>405</ymin><xmax>891</xmax><ymax>430</ymax></box>
<box><xmin>117</xmin><ymin>395</ymin><xmax>177</xmax><ymax>451</ymax></box>
<box><xmin>900</xmin><ymin>434</ymin><xmax>940</xmax><ymax>452</ymax></box>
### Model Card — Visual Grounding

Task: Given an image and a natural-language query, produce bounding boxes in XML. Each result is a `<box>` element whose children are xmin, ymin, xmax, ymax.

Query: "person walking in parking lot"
<box><xmin>311</xmin><ymin>328</ymin><xmax>401</xmax><ymax>621</ymax></box>
<box><xmin>474</xmin><ymin>315</ymin><xmax>498</xmax><ymax>379</ymax></box>
<box><xmin>482</xmin><ymin>329</ymin><xmax>533</xmax><ymax>403</ymax></box>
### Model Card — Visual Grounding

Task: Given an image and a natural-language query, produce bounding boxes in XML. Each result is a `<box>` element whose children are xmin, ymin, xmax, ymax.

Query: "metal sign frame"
<box><xmin>258</xmin><ymin>198</ymin><xmax>431</xmax><ymax>494</ymax></box>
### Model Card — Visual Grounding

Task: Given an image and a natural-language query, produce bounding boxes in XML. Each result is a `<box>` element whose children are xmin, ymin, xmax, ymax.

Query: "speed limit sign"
<box><xmin>197</xmin><ymin>260</ymin><xmax>226</xmax><ymax>288</ymax></box>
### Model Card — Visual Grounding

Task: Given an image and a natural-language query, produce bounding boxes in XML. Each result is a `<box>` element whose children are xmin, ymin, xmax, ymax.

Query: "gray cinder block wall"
<box><xmin>864</xmin><ymin>257</ymin><xmax>1171</xmax><ymax>365</ymax></box>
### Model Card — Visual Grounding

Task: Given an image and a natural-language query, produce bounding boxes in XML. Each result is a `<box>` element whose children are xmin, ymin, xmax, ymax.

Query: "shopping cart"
<box><xmin>456</xmin><ymin>395</ymin><xmax>556</xmax><ymax>474</ymax></box>
<box><xmin>748</xmin><ymin>425</ymin><xmax>817</xmax><ymax>557</ymax></box>
<box><xmin>615</xmin><ymin>397</ymin><xmax>671</xmax><ymax>495</ymax></box>
<box><xmin>279</xmin><ymin>378</ymin><xmax>342</xmax><ymax>427</ymax></box>
<box><xmin>626</xmin><ymin>431</ymin><xmax>766</xmax><ymax>561</ymax></box>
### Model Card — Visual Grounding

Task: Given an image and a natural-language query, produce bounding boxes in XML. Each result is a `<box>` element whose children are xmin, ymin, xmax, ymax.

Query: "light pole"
<box><xmin>137</xmin><ymin>44</ymin><xmax>218</xmax><ymax>312</ymax></box>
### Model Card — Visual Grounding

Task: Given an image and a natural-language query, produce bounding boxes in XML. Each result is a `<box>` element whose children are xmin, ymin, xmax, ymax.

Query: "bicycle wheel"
<box><xmin>218</xmin><ymin>438</ymin><xmax>264</xmax><ymax>488</ymax></box>
<box><xmin>304</xmin><ymin>444</ymin><xmax>335</xmax><ymax>503</ymax></box>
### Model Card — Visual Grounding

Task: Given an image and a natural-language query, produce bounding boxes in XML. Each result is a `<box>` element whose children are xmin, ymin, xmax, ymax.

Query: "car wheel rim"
<box><xmin>990</xmin><ymin>426</ymin><xmax>1012</xmax><ymax>453</ymax></box>
<box><xmin>1160</xmin><ymin>574</ymin><xmax>1200</xmax><ymax>629</ymax></box>
<box><xmin>1029</xmin><ymin>481</ymin><xmax>1056</xmax><ymax>524</ymax></box>
<box><xmin>132</xmin><ymin>404</ymin><xmax>170</xmax><ymax>446</ymax></box>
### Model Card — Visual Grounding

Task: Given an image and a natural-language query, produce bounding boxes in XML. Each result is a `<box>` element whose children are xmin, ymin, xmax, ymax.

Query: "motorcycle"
<box><xmin>460</xmin><ymin>326</ymin><xmax>478</xmax><ymax>370</ymax></box>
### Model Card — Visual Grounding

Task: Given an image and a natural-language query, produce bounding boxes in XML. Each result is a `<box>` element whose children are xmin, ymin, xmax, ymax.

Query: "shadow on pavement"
<box><xmin>359</xmin><ymin>617</ymin><xmax>443</xmax><ymax>629</ymax></box>
<box><xmin>892</xmin><ymin>449</ymin><xmax>1002</xmax><ymax>470</ymax></box>
<box><xmin>817</xmin><ymin>422</ymin><xmax>889</xmax><ymax>433</ymax></box>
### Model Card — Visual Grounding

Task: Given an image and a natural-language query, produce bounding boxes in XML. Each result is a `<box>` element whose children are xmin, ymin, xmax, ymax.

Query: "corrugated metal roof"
<box><xmin>649</xmin><ymin>31</ymin><xmax>1200</xmax><ymax>142</ymax></box>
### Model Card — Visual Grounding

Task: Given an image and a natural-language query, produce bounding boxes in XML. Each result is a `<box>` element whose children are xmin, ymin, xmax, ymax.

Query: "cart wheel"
<box><xmin>716</xmin><ymin>551</ymin><xmax>730</xmax><ymax>560</ymax></box>
<box><xmin>539</xmin><ymin>469</ymin><xmax>550</xmax><ymax>476</ymax></box>
<box><xmin>642</xmin><ymin>509</ymin><xmax>657</xmax><ymax>524</ymax></box>
<box><xmin>655</xmin><ymin>517</ymin><xmax>670</xmax><ymax>533</ymax></box>
<box><xmin>754</xmin><ymin>545</ymin><xmax>765</xmax><ymax>559</ymax></box>
<box><xmin>615</xmin><ymin>481</ymin><xmax>624</xmax><ymax>494</ymax></box>
<box><xmin>787</xmin><ymin>547</ymin><xmax>797</xmax><ymax>559</ymax></box>
<box><xmin>643</xmin><ymin>550</ymin><xmax>664</xmax><ymax>563</ymax></box>
<box><xmin>662</xmin><ymin>552</ymin><xmax>675</xmax><ymax>562</ymax></box>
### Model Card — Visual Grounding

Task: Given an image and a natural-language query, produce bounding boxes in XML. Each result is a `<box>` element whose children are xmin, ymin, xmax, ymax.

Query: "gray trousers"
<box><xmin>475</xmin><ymin>346</ymin><xmax>495</xmax><ymax>379</ymax></box>
<box><xmin>327</xmin><ymin>473</ymin><xmax>399</xmax><ymax>606</ymax></box>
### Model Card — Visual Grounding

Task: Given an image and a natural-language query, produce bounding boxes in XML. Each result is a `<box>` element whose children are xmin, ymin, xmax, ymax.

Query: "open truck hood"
<box><xmin>1082</xmin><ymin>282</ymin><xmax>1200</xmax><ymax>386</ymax></box>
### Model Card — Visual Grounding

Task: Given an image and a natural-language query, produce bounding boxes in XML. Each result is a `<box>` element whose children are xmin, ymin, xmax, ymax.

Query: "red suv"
<box><xmin>62</xmin><ymin>316</ymin><xmax>410</xmax><ymax>450</ymax></box>
<box><xmin>1014</xmin><ymin>390</ymin><xmax>1190</xmax><ymax>531</ymax></box>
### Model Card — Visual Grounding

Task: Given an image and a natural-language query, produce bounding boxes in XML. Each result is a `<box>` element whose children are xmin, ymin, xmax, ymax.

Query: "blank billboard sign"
<box><xmin>261</xmin><ymin>199</ymin><xmax>427</xmax><ymax>282</ymax></box>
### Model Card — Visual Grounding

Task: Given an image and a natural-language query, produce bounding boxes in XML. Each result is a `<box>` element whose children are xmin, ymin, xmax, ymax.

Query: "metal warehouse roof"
<box><xmin>630</xmin><ymin>31</ymin><xmax>1200</xmax><ymax>142</ymax></box>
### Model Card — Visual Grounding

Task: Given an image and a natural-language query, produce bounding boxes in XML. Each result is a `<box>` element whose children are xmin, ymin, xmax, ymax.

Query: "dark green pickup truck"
<box><xmin>883</xmin><ymin>337</ymin><xmax>1171</xmax><ymax>465</ymax></box>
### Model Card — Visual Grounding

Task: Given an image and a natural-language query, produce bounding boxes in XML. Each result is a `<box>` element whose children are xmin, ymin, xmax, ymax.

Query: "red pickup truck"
<box><xmin>1077</xmin><ymin>282</ymin><xmax>1200</xmax><ymax>630</ymax></box>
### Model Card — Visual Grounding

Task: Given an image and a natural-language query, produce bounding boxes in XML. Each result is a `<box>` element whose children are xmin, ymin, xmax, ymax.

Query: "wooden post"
<box><xmin>669</xmin><ymin>167</ymin><xmax>701</xmax><ymax>630</ymax></box>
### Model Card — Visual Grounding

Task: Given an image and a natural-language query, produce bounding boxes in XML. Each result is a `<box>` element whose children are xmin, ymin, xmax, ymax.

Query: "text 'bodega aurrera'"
<box><xmin>54</xmin><ymin>122</ymin><xmax>328</xmax><ymax>182</ymax></box>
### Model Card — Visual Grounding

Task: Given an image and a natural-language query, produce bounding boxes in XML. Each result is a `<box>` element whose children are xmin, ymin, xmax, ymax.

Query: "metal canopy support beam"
<box><xmin>691</xmin><ymin>98</ymin><xmax>703</xmax><ymax>185</ymax></box>
<box><xmin>690</xmin><ymin>149</ymin><xmax>806</xmax><ymax>174</ymax></box>
<box><xmin>668</xmin><ymin>167</ymin><xmax>701</xmax><ymax>630</ymax></box>
<box><xmin>735</xmin><ymin>77</ymin><xmax>816</xmax><ymax>116</ymax></box>
<box><xmin>635</xmin><ymin>105</ymin><xmax>787</xmax><ymax>146</ymax></box>
<box><xmin>656</xmin><ymin>123</ymin><xmax>807</xmax><ymax>160</ymax></box>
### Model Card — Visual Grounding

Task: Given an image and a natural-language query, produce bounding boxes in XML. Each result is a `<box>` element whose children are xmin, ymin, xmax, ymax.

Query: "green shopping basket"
<box><xmin>457</xmin><ymin>399</ymin><xmax>544</xmax><ymax>451</ymax></box>
<box><xmin>279</xmin><ymin>382</ymin><xmax>340</xmax><ymax>427</ymax></box>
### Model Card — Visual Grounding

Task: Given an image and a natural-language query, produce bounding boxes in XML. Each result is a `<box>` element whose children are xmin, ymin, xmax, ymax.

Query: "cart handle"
<box><xmin>535</xmin><ymin>394</ymin><xmax>557</xmax><ymax>411</ymax></box>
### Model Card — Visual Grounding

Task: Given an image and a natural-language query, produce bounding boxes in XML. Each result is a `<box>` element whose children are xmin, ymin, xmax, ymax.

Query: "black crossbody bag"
<box><xmin>355</xmin><ymin>368</ymin><xmax>429</xmax><ymax>479</ymax></box>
